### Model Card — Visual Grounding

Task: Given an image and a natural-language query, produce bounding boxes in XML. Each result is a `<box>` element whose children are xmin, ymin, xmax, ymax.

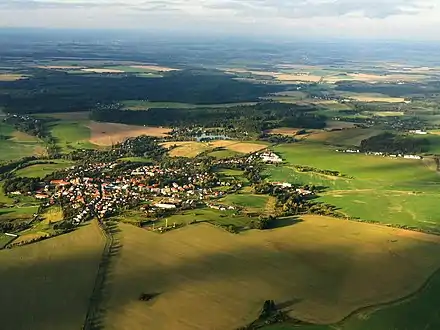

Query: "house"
<box><xmin>404</xmin><ymin>155</ymin><xmax>423</xmax><ymax>160</ymax></box>
<box><xmin>409</xmin><ymin>130</ymin><xmax>428</xmax><ymax>135</ymax></box>
<box><xmin>35</xmin><ymin>193</ymin><xmax>49</xmax><ymax>199</ymax></box>
<box><xmin>50</xmin><ymin>180</ymin><xmax>70</xmax><ymax>186</ymax></box>
<box><xmin>154</xmin><ymin>203</ymin><xmax>177</xmax><ymax>209</ymax></box>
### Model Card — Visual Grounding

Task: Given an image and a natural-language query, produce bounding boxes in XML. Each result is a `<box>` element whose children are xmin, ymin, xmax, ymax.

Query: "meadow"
<box><xmin>15</xmin><ymin>160</ymin><xmax>74</xmax><ymax>178</ymax></box>
<box><xmin>49</xmin><ymin>121</ymin><xmax>95</xmax><ymax>152</ymax></box>
<box><xmin>103</xmin><ymin>217</ymin><xmax>440</xmax><ymax>330</ymax></box>
<box><xmin>0</xmin><ymin>122</ymin><xmax>46</xmax><ymax>160</ymax></box>
<box><xmin>0</xmin><ymin>221</ymin><xmax>105</xmax><ymax>330</ymax></box>
<box><xmin>266</xmin><ymin>142</ymin><xmax>440</xmax><ymax>232</ymax></box>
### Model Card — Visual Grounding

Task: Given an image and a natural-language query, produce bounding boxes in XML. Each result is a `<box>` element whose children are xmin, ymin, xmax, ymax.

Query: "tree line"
<box><xmin>360</xmin><ymin>132</ymin><xmax>429</xmax><ymax>154</ymax></box>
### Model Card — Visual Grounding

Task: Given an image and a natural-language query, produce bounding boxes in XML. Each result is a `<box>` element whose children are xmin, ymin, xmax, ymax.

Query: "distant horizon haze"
<box><xmin>0</xmin><ymin>0</ymin><xmax>439</xmax><ymax>41</ymax></box>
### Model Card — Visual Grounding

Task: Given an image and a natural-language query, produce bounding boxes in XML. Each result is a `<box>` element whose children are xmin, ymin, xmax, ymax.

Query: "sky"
<box><xmin>0</xmin><ymin>0</ymin><xmax>439</xmax><ymax>40</ymax></box>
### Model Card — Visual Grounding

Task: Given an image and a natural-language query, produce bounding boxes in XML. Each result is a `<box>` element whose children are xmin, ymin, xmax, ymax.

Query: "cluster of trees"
<box><xmin>0</xmin><ymin>221</ymin><xmax>31</xmax><ymax>233</ymax></box>
<box><xmin>258</xmin><ymin>133</ymin><xmax>296</xmax><ymax>144</ymax></box>
<box><xmin>360</xmin><ymin>132</ymin><xmax>429</xmax><ymax>154</ymax></box>
<box><xmin>0</xmin><ymin>156</ymin><xmax>37</xmax><ymax>178</ymax></box>
<box><xmin>3</xmin><ymin>176</ymin><xmax>40</xmax><ymax>194</ymax></box>
<box><xmin>62</xmin><ymin>135</ymin><xmax>166</xmax><ymax>164</ymax></box>
<box><xmin>294</xmin><ymin>165</ymin><xmax>351</xmax><ymax>178</ymax></box>
<box><xmin>91</xmin><ymin>102</ymin><xmax>326</xmax><ymax>134</ymax></box>
<box><xmin>0</xmin><ymin>69</ymin><xmax>281</xmax><ymax>114</ymax></box>
<box><xmin>249</xmin><ymin>215</ymin><xmax>277</xmax><ymax>230</ymax></box>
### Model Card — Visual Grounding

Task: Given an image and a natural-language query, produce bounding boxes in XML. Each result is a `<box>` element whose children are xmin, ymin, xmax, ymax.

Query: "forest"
<box><xmin>0</xmin><ymin>69</ymin><xmax>282</xmax><ymax>114</ymax></box>
<box><xmin>90</xmin><ymin>102</ymin><xmax>327</xmax><ymax>133</ymax></box>
<box><xmin>360</xmin><ymin>132</ymin><xmax>429</xmax><ymax>154</ymax></box>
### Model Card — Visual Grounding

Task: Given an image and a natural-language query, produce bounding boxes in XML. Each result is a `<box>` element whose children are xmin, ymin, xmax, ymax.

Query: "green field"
<box><xmin>208</xmin><ymin>149</ymin><xmax>242</xmax><ymax>159</ymax></box>
<box><xmin>49</xmin><ymin>121</ymin><xmax>96</xmax><ymax>151</ymax></box>
<box><xmin>118</xmin><ymin>156</ymin><xmax>153</xmax><ymax>163</ymax></box>
<box><xmin>15</xmin><ymin>160</ymin><xmax>74</xmax><ymax>178</ymax></box>
<box><xmin>0</xmin><ymin>234</ymin><xmax>16</xmax><ymax>249</ymax></box>
<box><xmin>266</xmin><ymin>143</ymin><xmax>440</xmax><ymax>232</ymax></box>
<box><xmin>0</xmin><ymin>205</ymin><xmax>39</xmax><ymax>221</ymax></box>
<box><xmin>221</xmin><ymin>193</ymin><xmax>269</xmax><ymax>210</ymax></box>
<box><xmin>0</xmin><ymin>123</ymin><xmax>45</xmax><ymax>160</ymax></box>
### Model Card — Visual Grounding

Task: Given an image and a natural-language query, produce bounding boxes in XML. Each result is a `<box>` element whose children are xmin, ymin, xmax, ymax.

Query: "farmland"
<box><xmin>15</xmin><ymin>160</ymin><xmax>74</xmax><ymax>178</ymax></box>
<box><xmin>87</xmin><ymin>121</ymin><xmax>171</xmax><ymax>146</ymax></box>
<box><xmin>265</xmin><ymin>142</ymin><xmax>440</xmax><ymax>232</ymax></box>
<box><xmin>161</xmin><ymin>140</ymin><xmax>268</xmax><ymax>158</ymax></box>
<box><xmin>0</xmin><ymin>221</ymin><xmax>105</xmax><ymax>330</ymax></box>
<box><xmin>103</xmin><ymin>218</ymin><xmax>440</xmax><ymax>330</ymax></box>
<box><xmin>122</xmin><ymin>100</ymin><xmax>258</xmax><ymax>110</ymax></box>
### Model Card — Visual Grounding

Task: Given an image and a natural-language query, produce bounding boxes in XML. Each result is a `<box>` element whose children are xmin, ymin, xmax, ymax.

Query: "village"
<box><xmin>24</xmin><ymin>150</ymin><xmax>288</xmax><ymax>228</ymax></box>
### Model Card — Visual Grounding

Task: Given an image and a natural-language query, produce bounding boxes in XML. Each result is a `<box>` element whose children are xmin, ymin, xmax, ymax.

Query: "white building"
<box><xmin>409</xmin><ymin>130</ymin><xmax>428</xmax><ymax>135</ymax></box>
<box><xmin>154</xmin><ymin>203</ymin><xmax>177</xmax><ymax>209</ymax></box>
<box><xmin>404</xmin><ymin>155</ymin><xmax>423</xmax><ymax>160</ymax></box>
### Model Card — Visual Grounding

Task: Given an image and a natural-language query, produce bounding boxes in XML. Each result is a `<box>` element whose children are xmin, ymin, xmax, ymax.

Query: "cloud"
<box><xmin>204</xmin><ymin>0</ymin><xmax>433</xmax><ymax>19</ymax></box>
<box><xmin>0</xmin><ymin>0</ymin><xmax>434</xmax><ymax>18</ymax></box>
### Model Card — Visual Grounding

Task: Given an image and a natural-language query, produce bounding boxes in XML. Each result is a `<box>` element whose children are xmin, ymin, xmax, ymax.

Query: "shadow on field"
<box><xmin>2</xmin><ymin>223</ymin><xmax>440</xmax><ymax>330</ymax></box>
<box><xmin>268</xmin><ymin>216</ymin><xmax>303</xmax><ymax>229</ymax></box>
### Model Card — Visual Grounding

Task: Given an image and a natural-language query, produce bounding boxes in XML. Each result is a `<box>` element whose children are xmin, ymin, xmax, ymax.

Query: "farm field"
<box><xmin>306</xmin><ymin>127</ymin><xmax>383</xmax><ymax>146</ymax></box>
<box><xmin>161</xmin><ymin>140</ymin><xmax>267</xmax><ymax>158</ymax></box>
<box><xmin>0</xmin><ymin>233</ymin><xmax>16</xmax><ymax>249</ymax></box>
<box><xmin>0</xmin><ymin>73</ymin><xmax>24</xmax><ymax>81</ymax></box>
<box><xmin>88</xmin><ymin>121</ymin><xmax>171</xmax><ymax>146</ymax></box>
<box><xmin>49</xmin><ymin>121</ymin><xmax>95</xmax><ymax>151</ymax></box>
<box><xmin>0</xmin><ymin>205</ymin><xmax>39</xmax><ymax>221</ymax></box>
<box><xmin>220</xmin><ymin>193</ymin><xmax>270</xmax><ymax>210</ymax></box>
<box><xmin>0</xmin><ymin>122</ymin><xmax>46</xmax><ymax>160</ymax></box>
<box><xmin>104</xmin><ymin>218</ymin><xmax>440</xmax><ymax>330</ymax></box>
<box><xmin>336</xmin><ymin>92</ymin><xmax>407</xmax><ymax>103</ymax></box>
<box><xmin>15</xmin><ymin>160</ymin><xmax>74</xmax><ymax>178</ymax></box>
<box><xmin>266</xmin><ymin>142</ymin><xmax>440</xmax><ymax>232</ymax></box>
<box><xmin>0</xmin><ymin>221</ymin><xmax>105</xmax><ymax>330</ymax></box>
<box><xmin>265</xmin><ymin>269</ymin><xmax>440</xmax><ymax>330</ymax></box>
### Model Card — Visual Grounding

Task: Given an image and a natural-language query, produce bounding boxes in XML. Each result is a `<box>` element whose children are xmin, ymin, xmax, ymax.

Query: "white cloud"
<box><xmin>0</xmin><ymin>0</ymin><xmax>439</xmax><ymax>39</ymax></box>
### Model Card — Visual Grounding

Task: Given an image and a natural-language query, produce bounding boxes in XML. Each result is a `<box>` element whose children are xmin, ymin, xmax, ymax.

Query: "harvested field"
<box><xmin>81</xmin><ymin>68</ymin><xmax>124</xmax><ymax>73</ymax></box>
<box><xmin>38</xmin><ymin>65</ymin><xmax>85</xmax><ymax>70</ymax></box>
<box><xmin>0</xmin><ymin>74</ymin><xmax>24</xmax><ymax>81</ymax></box>
<box><xmin>88</xmin><ymin>121</ymin><xmax>171</xmax><ymax>146</ymax></box>
<box><xmin>104</xmin><ymin>217</ymin><xmax>440</xmax><ymax>329</ymax></box>
<box><xmin>161</xmin><ymin>141</ymin><xmax>211</xmax><ymax>158</ymax></box>
<box><xmin>267</xmin><ymin>127</ymin><xmax>299</xmax><ymax>136</ymax></box>
<box><xmin>0</xmin><ymin>222</ymin><xmax>105</xmax><ymax>330</ymax></box>
<box><xmin>325</xmin><ymin>121</ymin><xmax>357</xmax><ymax>130</ymax></box>
<box><xmin>130</xmin><ymin>65</ymin><xmax>179</xmax><ymax>72</ymax></box>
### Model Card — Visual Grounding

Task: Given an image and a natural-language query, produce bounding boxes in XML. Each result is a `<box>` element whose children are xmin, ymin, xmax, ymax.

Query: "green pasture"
<box><xmin>118</xmin><ymin>156</ymin><xmax>152</xmax><ymax>163</ymax></box>
<box><xmin>320</xmin><ymin>191</ymin><xmax>440</xmax><ymax>233</ymax></box>
<box><xmin>147</xmin><ymin>208</ymin><xmax>257</xmax><ymax>230</ymax></box>
<box><xmin>208</xmin><ymin>149</ymin><xmax>242</xmax><ymax>159</ymax></box>
<box><xmin>49</xmin><ymin>121</ymin><xmax>95</xmax><ymax>152</ymax></box>
<box><xmin>15</xmin><ymin>160</ymin><xmax>74</xmax><ymax>178</ymax></box>
<box><xmin>220</xmin><ymin>193</ymin><xmax>269</xmax><ymax>210</ymax></box>
<box><xmin>264</xmin><ymin>270</ymin><xmax>440</xmax><ymax>330</ymax></box>
<box><xmin>0</xmin><ymin>205</ymin><xmax>39</xmax><ymax>221</ymax></box>
<box><xmin>0</xmin><ymin>234</ymin><xmax>16</xmax><ymax>249</ymax></box>
<box><xmin>271</xmin><ymin>143</ymin><xmax>440</xmax><ymax>187</ymax></box>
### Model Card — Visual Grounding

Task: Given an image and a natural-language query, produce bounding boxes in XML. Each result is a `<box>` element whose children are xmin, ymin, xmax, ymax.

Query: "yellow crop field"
<box><xmin>161</xmin><ymin>141</ymin><xmax>211</xmax><ymax>157</ymax></box>
<box><xmin>103</xmin><ymin>217</ymin><xmax>440</xmax><ymax>330</ymax></box>
<box><xmin>130</xmin><ymin>65</ymin><xmax>179</xmax><ymax>72</ymax></box>
<box><xmin>0</xmin><ymin>74</ymin><xmax>24</xmax><ymax>81</ymax></box>
<box><xmin>267</xmin><ymin>127</ymin><xmax>299</xmax><ymax>136</ymax></box>
<box><xmin>88</xmin><ymin>121</ymin><xmax>171</xmax><ymax>146</ymax></box>
<box><xmin>209</xmin><ymin>140</ymin><xmax>267</xmax><ymax>153</ymax></box>
<box><xmin>81</xmin><ymin>68</ymin><xmax>124</xmax><ymax>73</ymax></box>
<box><xmin>0</xmin><ymin>221</ymin><xmax>105</xmax><ymax>330</ymax></box>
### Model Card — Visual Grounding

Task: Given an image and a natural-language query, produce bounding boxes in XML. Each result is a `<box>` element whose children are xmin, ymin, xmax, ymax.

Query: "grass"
<box><xmin>307</xmin><ymin>128</ymin><xmax>383</xmax><ymax>146</ymax></box>
<box><xmin>266</xmin><ymin>142</ymin><xmax>440</xmax><ymax>232</ymax></box>
<box><xmin>103</xmin><ymin>217</ymin><xmax>440</xmax><ymax>330</ymax></box>
<box><xmin>0</xmin><ymin>74</ymin><xmax>25</xmax><ymax>81</ymax></box>
<box><xmin>118</xmin><ymin>156</ymin><xmax>152</xmax><ymax>163</ymax></box>
<box><xmin>0</xmin><ymin>234</ymin><xmax>16</xmax><ymax>249</ymax></box>
<box><xmin>220</xmin><ymin>193</ymin><xmax>269</xmax><ymax>210</ymax></box>
<box><xmin>208</xmin><ymin>149</ymin><xmax>242</xmax><ymax>159</ymax></box>
<box><xmin>0</xmin><ymin>123</ymin><xmax>46</xmax><ymax>161</ymax></box>
<box><xmin>0</xmin><ymin>221</ymin><xmax>105</xmax><ymax>330</ymax></box>
<box><xmin>15</xmin><ymin>160</ymin><xmax>74</xmax><ymax>178</ymax></box>
<box><xmin>49</xmin><ymin>121</ymin><xmax>95</xmax><ymax>152</ymax></box>
<box><xmin>0</xmin><ymin>205</ymin><xmax>39</xmax><ymax>221</ymax></box>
